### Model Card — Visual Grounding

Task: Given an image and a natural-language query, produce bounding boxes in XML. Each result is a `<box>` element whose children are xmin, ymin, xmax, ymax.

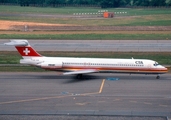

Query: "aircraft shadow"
<box><xmin>28</xmin><ymin>74</ymin><xmax>101</xmax><ymax>84</ymax></box>
<box><xmin>63</xmin><ymin>74</ymin><xmax>101</xmax><ymax>84</ymax></box>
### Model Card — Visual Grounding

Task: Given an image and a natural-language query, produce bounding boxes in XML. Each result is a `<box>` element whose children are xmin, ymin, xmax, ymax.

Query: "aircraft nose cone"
<box><xmin>162</xmin><ymin>66</ymin><xmax>168</xmax><ymax>73</ymax></box>
<box><xmin>165</xmin><ymin>67</ymin><xmax>169</xmax><ymax>72</ymax></box>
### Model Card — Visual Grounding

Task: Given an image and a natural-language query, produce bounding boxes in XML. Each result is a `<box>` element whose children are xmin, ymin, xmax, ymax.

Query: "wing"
<box><xmin>63</xmin><ymin>69</ymin><xmax>98</xmax><ymax>75</ymax></box>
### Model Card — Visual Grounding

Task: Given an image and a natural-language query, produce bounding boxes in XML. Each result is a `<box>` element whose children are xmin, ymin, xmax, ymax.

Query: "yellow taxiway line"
<box><xmin>99</xmin><ymin>79</ymin><xmax>106</xmax><ymax>93</ymax></box>
<box><xmin>0</xmin><ymin>79</ymin><xmax>106</xmax><ymax>105</ymax></box>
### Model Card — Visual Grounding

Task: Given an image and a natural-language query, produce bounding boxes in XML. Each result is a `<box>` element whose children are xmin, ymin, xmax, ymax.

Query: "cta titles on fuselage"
<box><xmin>135</xmin><ymin>61</ymin><xmax>143</xmax><ymax>64</ymax></box>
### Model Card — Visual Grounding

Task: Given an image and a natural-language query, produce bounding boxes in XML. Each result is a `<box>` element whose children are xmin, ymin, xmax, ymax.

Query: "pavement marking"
<box><xmin>113</xmin><ymin>99</ymin><xmax>121</xmax><ymax>101</ymax></box>
<box><xmin>98</xmin><ymin>101</ymin><xmax>106</xmax><ymax>103</ymax></box>
<box><xmin>130</xmin><ymin>100</ymin><xmax>138</xmax><ymax>103</ymax></box>
<box><xmin>76</xmin><ymin>102</ymin><xmax>90</xmax><ymax>106</ymax></box>
<box><xmin>143</xmin><ymin>102</ymin><xmax>152</xmax><ymax>105</ymax></box>
<box><xmin>80</xmin><ymin>92</ymin><xmax>99</xmax><ymax>96</ymax></box>
<box><xmin>159</xmin><ymin>104</ymin><xmax>168</xmax><ymax>107</ymax></box>
<box><xmin>0</xmin><ymin>92</ymin><xmax>100</xmax><ymax>105</ymax></box>
<box><xmin>0</xmin><ymin>79</ymin><xmax>105</xmax><ymax>105</ymax></box>
<box><xmin>99</xmin><ymin>79</ymin><xmax>105</xmax><ymax>93</ymax></box>
<box><xmin>0</xmin><ymin>94</ymin><xmax>74</xmax><ymax>105</ymax></box>
<box><xmin>106</xmin><ymin>77</ymin><xmax>119</xmax><ymax>81</ymax></box>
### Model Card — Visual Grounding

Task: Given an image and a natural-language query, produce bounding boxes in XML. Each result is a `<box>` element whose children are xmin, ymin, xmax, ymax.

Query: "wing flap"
<box><xmin>63</xmin><ymin>69</ymin><xmax>98</xmax><ymax>75</ymax></box>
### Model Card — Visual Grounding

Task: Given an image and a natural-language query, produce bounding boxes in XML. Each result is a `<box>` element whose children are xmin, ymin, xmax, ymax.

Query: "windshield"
<box><xmin>154</xmin><ymin>62</ymin><xmax>159</xmax><ymax>66</ymax></box>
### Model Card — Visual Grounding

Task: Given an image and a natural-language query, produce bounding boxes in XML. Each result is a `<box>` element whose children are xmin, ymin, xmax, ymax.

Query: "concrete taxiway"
<box><xmin>1</xmin><ymin>40</ymin><xmax>171</xmax><ymax>52</ymax></box>
<box><xmin>0</xmin><ymin>72</ymin><xmax>171</xmax><ymax>118</ymax></box>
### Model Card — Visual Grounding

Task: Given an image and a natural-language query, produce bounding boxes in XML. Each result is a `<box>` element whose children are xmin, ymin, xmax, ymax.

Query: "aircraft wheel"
<box><xmin>156</xmin><ymin>75</ymin><xmax>160</xmax><ymax>79</ymax></box>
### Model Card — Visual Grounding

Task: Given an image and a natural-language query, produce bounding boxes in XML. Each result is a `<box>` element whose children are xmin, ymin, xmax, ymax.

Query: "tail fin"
<box><xmin>4</xmin><ymin>40</ymin><xmax>42</xmax><ymax>57</ymax></box>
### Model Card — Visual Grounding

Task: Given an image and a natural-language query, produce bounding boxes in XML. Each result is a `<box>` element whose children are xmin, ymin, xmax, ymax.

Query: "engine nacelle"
<box><xmin>39</xmin><ymin>62</ymin><xmax>63</xmax><ymax>69</ymax></box>
<box><xmin>20</xmin><ymin>59</ymin><xmax>33</xmax><ymax>65</ymax></box>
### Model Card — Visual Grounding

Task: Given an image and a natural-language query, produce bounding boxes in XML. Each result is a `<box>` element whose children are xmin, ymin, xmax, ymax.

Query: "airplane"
<box><xmin>4</xmin><ymin>39</ymin><xmax>168</xmax><ymax>79</ymax></box>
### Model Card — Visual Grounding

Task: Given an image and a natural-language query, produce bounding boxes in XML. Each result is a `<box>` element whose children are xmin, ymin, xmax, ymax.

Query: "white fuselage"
<box><xmin>20</xmin><ymin>56</ymin><xmax>167</xmax><ymax>74</ymax></box>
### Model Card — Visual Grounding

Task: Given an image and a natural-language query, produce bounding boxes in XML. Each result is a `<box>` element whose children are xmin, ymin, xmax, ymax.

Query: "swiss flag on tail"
<box><xmin>15</xmin><ymin>46</ymin><xmax>42</xmax><ymax>57</ymax></box>
<box><xmin>4</xmin><ymin>40</ymin><xmax>42</xmax><ymax>57</ymax></box>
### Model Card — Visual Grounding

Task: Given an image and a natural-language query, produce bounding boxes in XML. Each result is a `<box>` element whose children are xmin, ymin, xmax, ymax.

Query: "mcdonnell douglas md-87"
<box><xmin>5</xmin><ymin>40</ymin><xmax>168</xmax><ymax>79</ymax></box>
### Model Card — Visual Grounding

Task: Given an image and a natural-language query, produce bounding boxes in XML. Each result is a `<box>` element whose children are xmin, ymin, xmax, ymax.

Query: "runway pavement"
<box><xmin>0</xmin><ymin>39</ymin><xmax>171</xmax><ymax>52</ymax></box>
<box><xmin>0</xmin><ymin>72</ymin><xmax>171</xmax><ymax>119</ymax></box>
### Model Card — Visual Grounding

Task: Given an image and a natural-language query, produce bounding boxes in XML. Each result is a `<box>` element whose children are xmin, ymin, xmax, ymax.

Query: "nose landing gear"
<box><xmin>156</xmin><ymin>74</ymin><xmax>160</xmax><ymax>79</ymax></box>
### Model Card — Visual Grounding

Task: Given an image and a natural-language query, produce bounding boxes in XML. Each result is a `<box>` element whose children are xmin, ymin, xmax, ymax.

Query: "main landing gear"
<box><xmin>156</xmin><ymin>74</ymin><xmax>160</xmax><ymax>79</ymax></box>
<box><xmin>76</xmin><ymin>74</ymin><xmax>82</xmax><ymax>79</ymax></box>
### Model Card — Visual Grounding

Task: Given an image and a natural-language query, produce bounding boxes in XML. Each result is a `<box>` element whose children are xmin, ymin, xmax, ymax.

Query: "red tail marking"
<box><xmin>15</xmin><ymin>46</ymin><xmax>42</xmax><ymax>57</ymax></box>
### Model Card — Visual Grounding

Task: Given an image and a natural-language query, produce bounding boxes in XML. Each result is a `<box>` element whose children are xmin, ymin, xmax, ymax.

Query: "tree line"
<box><xmin>0</xmin><ymin>0</ymin><xmax>171</xmax><ymax>8</ymax></box>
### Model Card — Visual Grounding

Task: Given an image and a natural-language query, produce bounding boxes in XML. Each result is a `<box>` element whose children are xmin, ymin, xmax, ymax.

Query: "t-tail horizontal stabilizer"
<box><xmin>4</xmin><ymin>39</ymin><xmax>29</xmax><ymax>46</ymax></box>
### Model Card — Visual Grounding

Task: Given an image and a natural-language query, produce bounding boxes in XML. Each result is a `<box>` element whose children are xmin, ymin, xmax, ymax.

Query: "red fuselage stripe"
<box><xmin>41</xmin><ymin>66</ymin><xmax>167</xmax><ymax>73</ymax></box>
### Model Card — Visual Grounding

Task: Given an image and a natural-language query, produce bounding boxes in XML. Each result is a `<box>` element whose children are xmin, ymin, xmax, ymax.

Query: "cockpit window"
<box><xmin>154</xmin><ymin>62</ymin><xmax>159</xmax><ymax>66</ymax></box>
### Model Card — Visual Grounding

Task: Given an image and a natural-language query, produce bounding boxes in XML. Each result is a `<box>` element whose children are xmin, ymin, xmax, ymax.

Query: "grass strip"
<box><xmin>1</xmin><ymin>14</ymin><xmax>171</xmax><ymax>26</ymax></box>
<box><xmin>1</xmin><ymin>5</ymin><xmax>171</xmax><ymax>15</ymax></box>
<box><xmin>0</xmin><ymin>66</ymin><xmax>45</xmax><ymax>72</ymax></box>
<box><xmin>0</xmin><ymin>33</ymin><xmax>171</xmax><ymax>40</ymax></box>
